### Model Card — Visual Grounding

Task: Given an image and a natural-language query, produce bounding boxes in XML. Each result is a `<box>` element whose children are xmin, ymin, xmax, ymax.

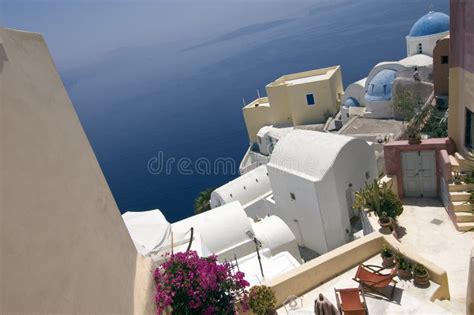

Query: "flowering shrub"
<box><xmin>248</xmin><ymin>285</ymin><xmax>276</xmax><ymax>315</ymax></box>
<box><xmin>154</xmin><ymin>250</ymin><xmax>249</xmax><ymax>314</ymax></box>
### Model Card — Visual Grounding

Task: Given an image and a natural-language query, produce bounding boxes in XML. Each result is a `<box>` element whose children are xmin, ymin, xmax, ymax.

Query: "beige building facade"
<box><xmin>448</xmin><ymin>2</ymin><xmax>474</xmax><ymax>159</ymax></box>
<box><xmin>243</xmin><ymin>66</ymin><xmax>343</xmax><ymax>143</ymax></box>
<box><xmin>0</xmin><ymin>28</ymin><xmax>155</xmax><ymax>314</ymax></box>
<box><xmin>432</xmin><ymin>35</ymin><xmax>450</xmax><ymax>96</ymax></box>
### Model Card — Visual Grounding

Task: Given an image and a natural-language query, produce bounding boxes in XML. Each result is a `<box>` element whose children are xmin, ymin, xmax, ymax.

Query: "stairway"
<box><xmin>448</xmin><ymin>153</ymin><xmax>474</xmax><ymax>231</ymax></box>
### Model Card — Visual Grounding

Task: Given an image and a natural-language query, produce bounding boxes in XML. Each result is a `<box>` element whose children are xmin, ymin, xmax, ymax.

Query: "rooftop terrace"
<box><xmin>267</xmin><ymin>66</ymin><xmax>339</xmax><ymax>87</ymax></box>
<box><xmin>243</xmin><ymin>97</ymin><xmax>270</xmax><ymax>109</ymax></box>
<box><xmin>277</xmin><ymin>255</ymin><xmax>447</xmax><ymax>314</ymax></box>
<box><xmin>270</xmin><ymin>198</ymin><xmax>472</xmax><ymax>314</ymax></box>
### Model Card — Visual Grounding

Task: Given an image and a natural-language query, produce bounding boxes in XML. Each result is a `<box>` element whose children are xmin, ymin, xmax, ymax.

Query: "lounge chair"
<box><xmin>353</xmin><ymin>264</ymin><xmax>397</xmax><ymax>299</ymax></box>
<box><xmin>334</xmin><ymin>288</ymin><xmax>368</xmax><ymax>315</ymax></box>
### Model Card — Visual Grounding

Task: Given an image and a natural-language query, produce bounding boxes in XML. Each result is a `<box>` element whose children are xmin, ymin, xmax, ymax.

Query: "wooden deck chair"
<box><xmin>353</xmin><ymin>264</ymin><xmax>397</xmax><ymax>299</ymax></box>
<box><xmin>334</xmin><ymin>288</ymin><xmax>368</xmax><ymax>315</ymax></box>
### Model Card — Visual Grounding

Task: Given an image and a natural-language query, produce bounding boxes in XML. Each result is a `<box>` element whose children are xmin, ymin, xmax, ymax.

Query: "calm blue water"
<box><xmin>3</xmin><ymin>0</ymin><xmax>448</xmax><ymax>222</ymax></box>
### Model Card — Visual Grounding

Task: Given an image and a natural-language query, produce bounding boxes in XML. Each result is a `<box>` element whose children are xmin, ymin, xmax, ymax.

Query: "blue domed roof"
<box><xmin>408</xmin><ymin>11</ymin><xmax>449</xmax><ymax>37</ymax></box>
<box><xmin>365</xmin><ymin>69</ymin><xmax>396</xmax><ymax>102</ymax></box>
<box><xmin>344</xmin><ymin>97</ymin><xmax>360</xmax><ymax>107</ymax></box>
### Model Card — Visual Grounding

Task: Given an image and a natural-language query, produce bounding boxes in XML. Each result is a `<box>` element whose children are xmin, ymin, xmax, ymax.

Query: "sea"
<box><xmin>3</xmin><ymin>0</ymin><xmax>449</xmax><ymax>222</ymax></box>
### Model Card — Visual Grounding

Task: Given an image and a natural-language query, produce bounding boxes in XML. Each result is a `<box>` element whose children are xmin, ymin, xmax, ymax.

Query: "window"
<box><xmin>306</xmin><ymin>94</ymin><xmax>315</xmax><ymax>106</ymax></box>
<box><xmin>441</xmin><ymin>55</ymin><xmax>449</xmax><ymax>64</ymax></box>
<box><xmin>465</xmin><ymin>108</ymin><xmax>474</xmax><ymax>150</ymax></box>
<box><xmin>290</xmin><ymin>192</ymin><xmax>296</xmax><ymax>200</ymax></box>
<box><xmin>417</xmin><ymin>43</ymin><xmax>423</xmax><ymax>54</ymax></box>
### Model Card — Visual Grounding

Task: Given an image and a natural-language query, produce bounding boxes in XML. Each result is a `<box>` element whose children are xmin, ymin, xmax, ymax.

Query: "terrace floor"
<box><xmin>398</xmin><ymin>198</ymin><xmax>473</xmax><ymax>314</ymax></box>
<box><xmin>277</xmin><ymin>198</ymin><xmax>473</xmax><ymax>315</ymax></box>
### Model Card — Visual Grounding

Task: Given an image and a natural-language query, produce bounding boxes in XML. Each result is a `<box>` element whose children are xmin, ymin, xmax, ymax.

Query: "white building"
<box><xmin>364</xmin><ymin>54</ymin><xmax>433</xmax><ymax>119</ymax></box>
<box><xmin>256</xmin><ymin>125</ymin><xmax>294</xmax><ymax>156</ymax></box>
<box><xmin>214</xmin><ymin>129</ymin><xmax>378</xmax><ymax>255</ymax></box>
<box><xmin>266</xmin><ymin>130</ymin><xmax>377</xmax><ymax>255</ymax></box>
<box><xmin>341</xmin><ymin>54</ymin><xmax>433</xmax><ymax>120</ymax></box>
<box><xmin>405</xmin><ymin>11</ymin><xmax>449</xmax><ymax>57</ymax></box>
<box><xmin>123</xmin><ymin>201</ymin><xmax>301</xmax><ymax>263</ymax></box>
<box><xmin>210</xmin><ymin>165</ymin><xmax>272</xmax><ymax>217</ymax></box>
<box><xmin>340</xmin><ymin>11</ymin><xmax>448</xmax><ymax>122</ymax></box>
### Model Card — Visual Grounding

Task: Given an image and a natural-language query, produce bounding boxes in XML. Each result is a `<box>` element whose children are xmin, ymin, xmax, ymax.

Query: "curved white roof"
<box><xmin>398</xmin><ymin>54</ymin><xmax>433</xmax><ymax>67</ymax></box>
<box><xmin>257</xmin><ymin>126</ymin><xmax>294</xmax><ymax>140</ymax></box>
<box><xmin>257</xmin><ymin>125</ymin><xmax>273</xmax><ymax>138</ymax></box>
<box><xmin>251</xmin><ymin>216</ymin><xmax>296</xmax><ymax>253</ymax></box>
<box><xmin>268</xmin><ymin>130</ymin><xmax>358</xmax><ymax>180</ymax></box>
<box><xmin>171</xmin><ymin>201</ymin><xmax>251</xmax><ymax>254</ymax></box>
<box><xmin>353</xmin><ymin>77</ymin><xmax>367</xmax><ymax>87</ymax></box>
<box><xmin>122</xmin><ymin>209</ymin><xmax>171</xmax><ymax>256</ymax></box>
<box><xmin>342</xmin><ymin>77</ymin><xmax>367</xmax><ymax>105</ymax></box>
<box><xmin>366</xmin><ymin>55</ymin><xmax>433</xmax><ymax>86</ymax></box>
<box><xmin>211</xmin><ymin>165</ymin><xmax>271</xmax><ymax>208</ymax></box>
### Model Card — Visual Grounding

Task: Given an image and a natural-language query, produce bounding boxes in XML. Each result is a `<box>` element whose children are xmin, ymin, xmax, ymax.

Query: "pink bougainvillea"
<box><xmin>154</xmin><ymin>251</ymin><xmax>249</xmax><ymax>314</ymax></box>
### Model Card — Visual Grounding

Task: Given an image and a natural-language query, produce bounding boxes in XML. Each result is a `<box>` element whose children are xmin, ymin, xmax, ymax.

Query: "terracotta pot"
<box><xmin>381</xmin><ymin>255</ymin><xmax>395</xmax><ymax>268</ymax></box>
<box><xmin>378</xmin><ymin>218</ymin><xmax>391</xmax><ymax>228</ymax></box>
<box><xmin>397</xmin><ymin>268</ymin><xmax>412</xmax><ymax>279</ymax></box>
<box><xmin>408</xmin><ymin>133</ymin><xmax>422</xmax><ymax>144</ymax></box>
<box><xmin>414</xmin><ymin>272</ymin><xmax>430</xmax><ymax>286</ymax></box>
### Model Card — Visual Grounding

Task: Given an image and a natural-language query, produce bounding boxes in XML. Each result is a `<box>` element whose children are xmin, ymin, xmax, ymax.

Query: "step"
<box><xmin>454</xmin><ymin>152</ymin><xmax>474</xmax><ymax>170</ymax></box>
<box><xmin>455</xmin><ymin>211</ymin><xmax>474</xmax><ymax>222</ymax></box>
<box><xmin>449</xmin><ymin>191</ymin><xmax>471</xmax><ymax>202</ymax></box>
<box><xmin>449</xmin><ymin>155</ymin><xmax>460</xmax><ymax>171</ymax></box>
<box><xmin>454</xmin><ymin>152</ymin><xmax>466</xmax><ymax>163</ymax></box>
<box><xmin>452</xmin><ymin>201</ymin><xmax>473</xmax><ymax>212</ymax></box>
<box><xmin>457</xmin><ymin>222</ymin><xmax>474</xmax><ymax>231</ymax></box>
<box><xmin>448</xmin><ymin>183</ymin><xmax>474</xmax><ymax>191</ymax></box>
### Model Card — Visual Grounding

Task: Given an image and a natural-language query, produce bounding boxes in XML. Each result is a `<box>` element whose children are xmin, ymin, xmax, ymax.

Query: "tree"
<box><xmin>421</xmin><ymin>108</ymin><xmax>448</xmax><ymax>138</ymax></box>
<box><xmin>194</xmin><ymin>188</ymin><xmax>213</xmax><ymax>214</ymax></box>
<box><xmin>393</xmin><ymin>89</ymin><xmax>429</xmax><ymax>141</ymax></box>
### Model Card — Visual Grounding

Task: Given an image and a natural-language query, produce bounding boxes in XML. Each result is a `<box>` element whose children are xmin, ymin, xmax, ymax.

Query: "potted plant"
<box><xmin>396</xmin><ymin>254</ymin><xmax>412</xmax><ymax>279</ymax></box>
<box><xmin>249</xmin><ymin>285</ymin><xmax>277</xmax><ymax>315</ymax></box>
<box><xmin>413</xmin><ymin>263</ymin><xmax>430</xmax><ymax>287</ymax></box>
<box><xmin>407</xmin><ymin>125</ymin><xmax>422</xmax><ymax>145</ymax></box>
<box><xmin>452</xmin><ymin>171</ymin><xmax>463</xmax><ymax>185</ymax></box>
<box><xmin>378</xmin><ymin>211</ymin><xmax>391</xmax><ymax>230</ymax></box>
<box><xmin>381</xmin><ymin>244</ymin><xmax>395</xmax><ymax>268</ymax></box>
<box><xmin>353</xmin><ymin>180</ymin><xmax>403</xmax><ymax>229</ymax></box>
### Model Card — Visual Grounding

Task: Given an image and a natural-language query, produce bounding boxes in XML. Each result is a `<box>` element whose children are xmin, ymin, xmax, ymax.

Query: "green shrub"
<box><xmin>421</xmin><ymin>108</ymin><xmax>448</xmax><ymax>138</ymax></box>
<box><xmin>194</xmin><ymin>187</ymin><xmax>214</xmax><ymax>214</ymax></box>
<box><xmin>381</xmin><ymin>244</ymin><xmax>393</xmax><ymax>258</ymax></box>
<box><xmin>249</xmin><ymin>285</ymin><xmax>276</xmax><ymax>315</ymax></box>
<box><xmin>396</xmin><ymin>254</ymin><xmax>412</xmax><ymax>271</ymax></box>
<box><xmin>353</xmin><ymin>179</ymin><xmax>403</xmax><ymax>219</ymax></box>
<box><xmin>413</xmin><ymin>263</ymin><xmax>428</xmax><ymax>276</ymax></box>
<box><xmin>380</xmin><ymin>190</ymin><xmax>404</xmax><ymax>219</ymax></box>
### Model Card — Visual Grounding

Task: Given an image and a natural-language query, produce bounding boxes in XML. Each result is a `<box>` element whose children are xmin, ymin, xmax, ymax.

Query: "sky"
<box><xmin>1</xmin><ymin>0</ymin><xmax>317</xmax><ymax>71</ymax></box>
